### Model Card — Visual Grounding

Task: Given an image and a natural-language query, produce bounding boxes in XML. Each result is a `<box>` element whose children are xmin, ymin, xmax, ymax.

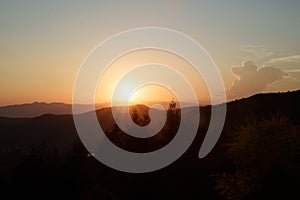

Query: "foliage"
<box><xmin>215</xmin><ymin>114</ymin><xmax>300</xmax><ymax>200</ymax></box>
<box><xmin>214</xmin><ymin>169</ymin><xmax>256</xmax><ymax>200</ymax></box>
<box><xmin>227</xmin><ymin>114</ymin><xmax>299</xmax><ymax>169</ymax></box>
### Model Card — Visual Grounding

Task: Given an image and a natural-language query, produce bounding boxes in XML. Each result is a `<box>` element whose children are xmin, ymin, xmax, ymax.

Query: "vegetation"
<box><xmin>215</xmin><ymin>114</ymin><xmax>300</xmax><ymax>200</ymax></box>
<box><xmin>107</xmin><ymin>100</ymin><xmax>180</xmax><ymax>152</ymax></box>
<box><xmin>0</xmin><ymin>91</ymin><xmax>299</xmax><ymax>199</ymax></box>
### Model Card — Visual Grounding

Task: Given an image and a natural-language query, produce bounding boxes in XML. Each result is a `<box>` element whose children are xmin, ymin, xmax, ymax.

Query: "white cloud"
<box><xmin>269</xmin><ymin>55</ymin><xmax>300</xmax><ymax>63</ymax></box>
<box><xmin>265</xmin><ymin>54</ymin><xmax>300</xmax><ymax>69</ymax></box>
<box><xmin>240</xmin><ymin>45</ymin><xmax>273</xmax><ymax>59</ymax></box>
<box><xmin>228</xmin><ymin>61</ymin><xmax>286</xmax><ymax>100</ymax></box>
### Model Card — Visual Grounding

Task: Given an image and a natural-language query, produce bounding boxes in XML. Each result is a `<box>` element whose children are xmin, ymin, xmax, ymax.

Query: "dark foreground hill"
<box><xmin>0</xmin><ymin>90</ymin><xmax>299</xmax><ymax>199</ymax></box>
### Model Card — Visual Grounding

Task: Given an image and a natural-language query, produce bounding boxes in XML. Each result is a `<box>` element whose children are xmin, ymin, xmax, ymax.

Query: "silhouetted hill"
<box><xmin>226</xmin><ymin>90</ymin><xmax>300</xmax><ymax>125</ymax></box>
<box><xmin>0</xmin><ymin>90</ymin><xmax>299</xmax><ymax>158</ymax></box>
<box><xmin>0</xmin><ymin>90</ymin><xmax>299</xmax><ymax>199</ymax></box>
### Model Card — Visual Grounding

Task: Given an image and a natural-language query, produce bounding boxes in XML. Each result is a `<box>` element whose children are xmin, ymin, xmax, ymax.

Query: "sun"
<box><xmin>112</xmin><ymin>81</ymin><xmax>138</xmax><ymax>105</ymax></box>
<box><xmin>129</xmin><ymin>84</ymin><xmax>175</xmax><ymax>106</ymax></box>
<box><xmin>111</xmin><ymin>81</ymin><xmax>173</xmax><ymax>106</ymax></box>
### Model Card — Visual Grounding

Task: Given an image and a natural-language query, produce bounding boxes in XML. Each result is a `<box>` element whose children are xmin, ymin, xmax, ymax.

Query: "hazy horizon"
<box><xmin>2</xmin><ymin>88</ymin><xmax>299</xmax><ymax>109</ymax></box>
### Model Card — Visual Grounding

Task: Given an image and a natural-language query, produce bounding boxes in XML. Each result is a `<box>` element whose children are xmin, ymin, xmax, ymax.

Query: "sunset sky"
<box><xmin>1</xmin><ymin>0</ymin><xmax>300</xmax><ymax>106</ymax></box>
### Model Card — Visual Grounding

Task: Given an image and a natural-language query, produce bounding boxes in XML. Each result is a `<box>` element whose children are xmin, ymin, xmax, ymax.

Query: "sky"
<box><xmin>0</xmin><ymin>0</ymin><xmax>300</xmax><ymax>106</ymax></box>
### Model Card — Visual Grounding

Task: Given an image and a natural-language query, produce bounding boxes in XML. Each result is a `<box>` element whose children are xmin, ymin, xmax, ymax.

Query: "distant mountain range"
<box><xmin>0</xmin><ymin>102</ymin><xmax>107</xmax><ymax>118</ymax></box>
<box><xmin>0</xmin><ymin>101</ymin><xmax>198</xmax><ymax>118</ymax></box>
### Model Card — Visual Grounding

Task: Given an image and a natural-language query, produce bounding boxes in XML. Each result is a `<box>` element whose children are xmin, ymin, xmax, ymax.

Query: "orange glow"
<box><xmin>95</xmin><ymin>49</ymin><xmax>211</xmax><ymax>106</ymax></box>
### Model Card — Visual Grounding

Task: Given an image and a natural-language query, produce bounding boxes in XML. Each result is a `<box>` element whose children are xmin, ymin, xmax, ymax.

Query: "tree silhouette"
<box><xmin>215</xmin><ymin>114</ymin><xmax>300</xmax><ymax>200</ymax></box>
<box><xmin>131</xmin><ymin>108</ymin><xmax>139</xmax><ymax>124</ymax></box>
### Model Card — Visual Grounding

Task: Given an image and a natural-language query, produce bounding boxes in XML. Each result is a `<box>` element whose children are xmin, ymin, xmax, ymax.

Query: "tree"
<box><xmin>131</xmin><ymin>108</ymin><xmax>140</xmax><ymax>125</ymax></box>
<box><xmin>167</xmin><ymin>99</ymin><xmax>180</xmax><ymax>125</ymax></box>
<box><xmin>215</xmin><ymin>114</ymin><xmax>300</xmax><ymax>200</ymax></box>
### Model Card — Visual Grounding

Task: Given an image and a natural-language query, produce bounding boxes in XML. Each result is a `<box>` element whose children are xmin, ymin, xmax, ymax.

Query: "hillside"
<box><xmin>0</xmin><ymin>90</ymin><xmax>299</xmax><ymax>155</ymax></box>
<box><xmin>0</xmin><ymin>90</ymin><xmax>299</xmax><ymax>199</ymax></box>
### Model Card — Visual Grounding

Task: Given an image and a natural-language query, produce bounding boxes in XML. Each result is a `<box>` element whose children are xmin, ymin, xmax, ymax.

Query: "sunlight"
<box><xmin>113</xmin><ymin>81</ymin><xmax>137</xmax><ymax>104</ymax></box>
<box><xmin>112</xmin><ymin>80</ymin><xmax>176</xmax><ymax>106</ymax></box>
<box><xmin>94</xmin><ymin>49</ymin><xmax>211</xmax><ymax>106</ymax></box>
<box><xmin>129</xmin><ymin>84</ymin><xmax>175</xmax><ymax>107</ymax></box>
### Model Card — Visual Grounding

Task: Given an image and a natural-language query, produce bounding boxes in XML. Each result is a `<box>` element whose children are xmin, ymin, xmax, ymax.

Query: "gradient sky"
<box><xmin>1</xmin><ymin>0</ymin><xmax>300</xmax><ymax>106</ymax></box>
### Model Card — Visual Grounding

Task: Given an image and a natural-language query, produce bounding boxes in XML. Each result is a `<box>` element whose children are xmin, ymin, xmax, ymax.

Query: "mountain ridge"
<box><xmin>0</xmin><ymin>89</ymin><xmax>299</xmax><ymax>119</ymax></box>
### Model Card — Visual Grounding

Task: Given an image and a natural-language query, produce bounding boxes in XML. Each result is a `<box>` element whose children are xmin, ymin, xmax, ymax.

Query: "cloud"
<box><xmin>228</xmin><ymin>61</ymin><xmax>286</xmax><ymax>99</ymax></box>
<box><xmin>264</xmin><ymin>69</ymin><xmax>300</xmax><ymax>92</ymax></box>
<box><xmin>266</xmin><ymin>54</ymin><xmax>300</xmax><ymax>69</ymax></box>
<box><xmin>264</xmin><ymin>76</ymin><xmax>300</xmax><ymax>92</ymax></box>
<box><xmin>269</xmin><ymin>55</ymin><xmax>300</xmax><ymax>63</ymax></box>
<box><xmin>241</xmin><ymin>45</ymin><xmax>273</xmax><ymax>59</ymax></box>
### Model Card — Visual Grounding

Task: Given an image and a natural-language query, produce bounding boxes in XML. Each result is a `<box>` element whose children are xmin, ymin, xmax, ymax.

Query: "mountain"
<box><xmin>0</xmin><ymin>102</ymin><xmax>107</xmax><ymax>118</ymax></box>
<box><xmin>0</xmin><ymin>90</ymin><xmax>299</xmax><ymax>154</ymax></box>
<box><xmin>0</xmin><ymin>90</ymin><xmax>299</xmax><ymax>199</ymax></box>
